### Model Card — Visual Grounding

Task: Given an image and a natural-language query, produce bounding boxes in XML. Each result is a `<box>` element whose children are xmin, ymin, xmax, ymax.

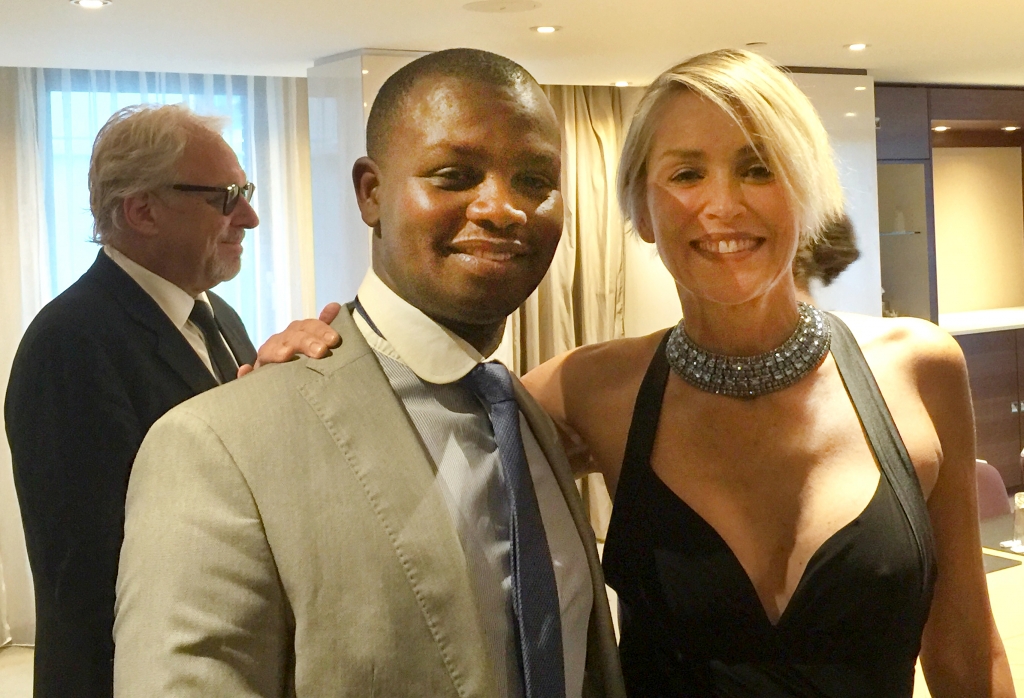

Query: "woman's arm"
<box><xmin>523</xmin><ymin>352</ymin><xmax>599</xmax><ymax>478</ymax></box>
<box><xmin>914</xmin><ymin>326</ymin><xmax>1015</xmax><ymax>697</ymax></box>
<box><xmin>523</xmin><ymin>334</ymin><xmax>662</xmax><ymax>486</ymax></box>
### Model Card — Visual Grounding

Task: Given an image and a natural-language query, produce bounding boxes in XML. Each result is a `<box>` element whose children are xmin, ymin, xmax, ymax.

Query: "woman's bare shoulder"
<box><xmin>531</xmin><ymin>331</ymin><xmax>667</xmax><ymax>391</ymax></box>
<box><xmin>831</xmin><ymin>312</ymin><xmax>963</xmax><ymax>369</ymax></box>
<box><xmin>522</xmin><ymin>331</ymin><xmax>668</xmax><ymax>421</ymax></box>
<box><xmin>829</xmin><ymin>312</ymin><xmax>968</xmax><ymax>401</ymax></box>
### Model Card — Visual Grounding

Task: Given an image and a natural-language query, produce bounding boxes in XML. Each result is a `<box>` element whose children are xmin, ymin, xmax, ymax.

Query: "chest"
<box><xmin>652</xmin><ymin>361</ymin><xmax>940</xmax><ymax>521</ymax></box>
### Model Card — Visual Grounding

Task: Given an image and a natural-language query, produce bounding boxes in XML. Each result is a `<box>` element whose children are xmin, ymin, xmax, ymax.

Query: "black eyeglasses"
<box><xmin>171</xmin><ymin>182</ymin><xmax>255</xmax><ymax>215</ymax></box>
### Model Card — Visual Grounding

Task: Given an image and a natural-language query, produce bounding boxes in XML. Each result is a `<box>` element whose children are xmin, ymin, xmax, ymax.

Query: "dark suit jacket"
<box><xmin>4</xmin><ymin>249</ymin><xmax>256</xmax><ymax>698</ymax></box>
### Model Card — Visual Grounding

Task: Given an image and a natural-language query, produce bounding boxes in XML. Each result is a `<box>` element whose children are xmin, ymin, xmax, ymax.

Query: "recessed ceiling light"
<box><xmin>614</xmin><ymin>81</ymin><xmax>629</xmax><ymax>87</ymax></box>
<box><xmin>845</xmin><ymin>112</ymin><xmax>857</xmax><ymax>117</ymax></box>
<box><xmin>1003</xmin><ymin>126</ymin><xmax>1020</xmax><ymax>132</ymax></box>
<box><xmin>71</xmin><ymin>0</ymin><xmax>111</xmax><ymax>7</ymax></box>
<box><xmin>932</xmin><ymin>126</ymin><xmax>950</xmax><ymax>132</ymax></box>
<box><xmin>361</xmin><ymin>69</ymin><xmax>369</xmax><ymax>75</ymax></box>
<box><xmin>846</xmin><ymin>43</ymin><xmax>868</xmax><ymax>51</ymax></box>
<box><xmin>854</xmin><ymin>86</ymin><xmax>867</xmax><ymax>91</ymax></box>
<box><xmin>533</xmin><ymin>25</ymin><xmax>560</xmax><ymax>33</ymax></box>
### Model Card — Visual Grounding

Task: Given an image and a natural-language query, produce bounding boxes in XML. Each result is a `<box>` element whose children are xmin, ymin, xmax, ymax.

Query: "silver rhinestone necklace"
<box><xmin>665</xmin><ymin>301</ymin><xmax>831</xmax><ymax>399</ymax></box>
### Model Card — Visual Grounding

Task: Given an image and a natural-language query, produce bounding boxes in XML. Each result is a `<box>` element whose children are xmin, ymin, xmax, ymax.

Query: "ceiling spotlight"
<box><xmin>845</xmin><ymin>112</ymin><xmax>857</xmax><ymax>117</ymax></box>
<box><xmin>361</xmin><ymin>69</ymin><xmax>369</xmax><ymax>75</ymax></box>
<box><xmin>72</xmin><ymin>0</ymin><xmax>111</xmax><ymax>7</ymax></box>
<box><xmin>533</xmin><ymin>25</ymin><xmax>560</xmax><ymax>33</ymax></box>
<box><xmin>1003</xmin><ymin>126</ymin><xmax>1020</xmax><ymax>132</ymax></box>
<box><xmin>854</xmin><ymin>86</ymin><xmax>867</xmax><ymax>91</ymax></box>
<box><xmin>614</xmin><ymin>81</ymin><xmax>629</xmax><ymax>87</ymax></box>
<box><xmin>846</xmin><ymin>43</ymin><xmax>868</xmax><ymax>51</ymax></box>
<box><xmin>932</xmin><ymin>125</ymin><xmax>950</xmax><ymax>132</ymax></box>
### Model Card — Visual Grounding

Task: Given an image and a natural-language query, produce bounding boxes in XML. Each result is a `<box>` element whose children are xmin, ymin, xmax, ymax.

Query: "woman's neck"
<box><xmin>678</xmin><ymin>282</ymin><xmax>801</xmax><ymax>356</ymax></box>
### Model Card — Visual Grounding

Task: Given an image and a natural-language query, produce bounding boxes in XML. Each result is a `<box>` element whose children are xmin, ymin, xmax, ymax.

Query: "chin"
<box><xmin>421</xmin><ymin>291</ymin><xmax>516</xmax><ymax>329</ymax></box>
<box><xmin>216</xmin><ymin>259</ymin><xmax>243</xmax><ymax>281</ymax></box>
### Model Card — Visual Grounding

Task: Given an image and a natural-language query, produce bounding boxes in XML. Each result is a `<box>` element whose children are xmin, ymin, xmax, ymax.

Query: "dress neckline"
<box><xmin>645</xmin><ymin>464</ymin><xmax>884</xmax><ymax>628</ymax></box>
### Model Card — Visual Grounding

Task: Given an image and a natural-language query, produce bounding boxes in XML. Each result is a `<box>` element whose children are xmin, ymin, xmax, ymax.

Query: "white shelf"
<box><xmin>939</xmin><ymin>306</ymin><xmax>1024</xmax><ymax>335</ymax></box>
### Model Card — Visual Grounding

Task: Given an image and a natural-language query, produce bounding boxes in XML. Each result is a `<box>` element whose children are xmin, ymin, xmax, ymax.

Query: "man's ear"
<box><xmin>352</xmin><ymin>157</ymin><xmax>382</xmax><ymax>233</ymax></box>
<box><xmin>121</xmin><ymin>193</ymin><xmax>160</xmax><ymax>237</ymax></box>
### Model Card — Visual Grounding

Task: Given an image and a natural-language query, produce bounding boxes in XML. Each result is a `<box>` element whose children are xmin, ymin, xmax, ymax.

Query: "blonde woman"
<box><xmin>523</xmin><ymin>50</ymin><xmax>1013</xmax><ymax>696</ymax></box>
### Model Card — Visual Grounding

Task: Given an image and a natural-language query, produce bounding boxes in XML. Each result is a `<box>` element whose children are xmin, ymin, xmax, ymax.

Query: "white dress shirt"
<box><xmin>103</xmin><ymin>246</ymin><xmax>234</xmax><ymax>382</ymax></box>
<box><xmin>353</xmin><ymin>269</ymin><xmax>592</xmax><ymax>698</ymax></box>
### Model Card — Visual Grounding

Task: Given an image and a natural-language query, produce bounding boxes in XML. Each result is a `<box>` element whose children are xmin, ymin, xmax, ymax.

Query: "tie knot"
<box><xmin>460</xmin><ymin>361</ymin><xmax>516</xmax><ymax>407</ymax></box>
<box><xmin>189</xmin><ymin>300</ymin><xmax>218</xmax><ymax>335</ymax></box>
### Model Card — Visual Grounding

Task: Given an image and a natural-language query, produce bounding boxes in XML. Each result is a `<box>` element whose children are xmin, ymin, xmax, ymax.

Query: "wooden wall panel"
<box><xmin>930</xmin><ymin>88</ymin><xmax>1024</xmax><ymax>122</ymax></box>
<box><xmin>875</xmin><ymin>86</ymin><xmax>931</xmax><ymax>160</ymax></box>
<box><xmin>957</xmin><ymin>330</ymin><xmax>1021</xmax><ymax>487</ymax></box>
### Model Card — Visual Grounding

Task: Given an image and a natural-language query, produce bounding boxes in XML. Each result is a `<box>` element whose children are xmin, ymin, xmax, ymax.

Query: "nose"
<box><xmin>232</xmin><ymin>194</ymin><xmax>260</xmax><ymax>229</ymax></box>
<box><xmin>466</xmin><ymin>175</ymin><xmax>528</xmax><ymax>231</ymax></box>
<box><xmin>701</xmin><ymin>173</ymin><xmax>745</xmax><ymax>221</ymax></box>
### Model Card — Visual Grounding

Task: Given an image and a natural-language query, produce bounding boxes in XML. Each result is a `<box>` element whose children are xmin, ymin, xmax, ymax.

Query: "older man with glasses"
<box><xmin>4</xmin><ymin>103</ymin><xmax>259</xmax><ymax>698</ymax></box>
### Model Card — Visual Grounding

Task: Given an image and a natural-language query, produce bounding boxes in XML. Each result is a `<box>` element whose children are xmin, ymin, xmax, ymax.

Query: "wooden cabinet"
<box><xmin>875</xmin><ymin>86</ymin><xmax>931</xmax><ymax>161</ymax></box>
<box><xmin>956</xmin><ymin>330</ymin><xmax>1024</xmax><ymax>487</ymax></box>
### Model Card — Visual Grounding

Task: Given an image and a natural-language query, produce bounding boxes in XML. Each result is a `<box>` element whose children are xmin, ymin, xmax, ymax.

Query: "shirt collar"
<box><xmin>354</xmin><ymin>269</ymin><xmax>488</xmax><ymax>384</ymax></box>
<box><xmin>104</xmin><ymin>245</ymin><xmax>209</xmax><ymax>330</ymax></box>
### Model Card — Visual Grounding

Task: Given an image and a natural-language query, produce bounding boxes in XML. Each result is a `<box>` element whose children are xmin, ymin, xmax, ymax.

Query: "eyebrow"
<box><xmin>427</xmin><ymin>143</ymin><xmax>560</xmax><ymax>168</ymax></box>
<box><xmin>657</xmin><ymin>144</ymin><xmax>764</xmax><ymax>161</ymax></box>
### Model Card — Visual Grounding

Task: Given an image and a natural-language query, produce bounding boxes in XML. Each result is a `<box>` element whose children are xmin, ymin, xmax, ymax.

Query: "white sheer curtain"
<box><xmin>0</xmin><ymin>66</ymin><xmax>315</xmax><ymax>645</ymax></box>
<box><xmin>0</xmin><ymin>66</ymin><xmax>46</xmax><ymax>646</ymax></box>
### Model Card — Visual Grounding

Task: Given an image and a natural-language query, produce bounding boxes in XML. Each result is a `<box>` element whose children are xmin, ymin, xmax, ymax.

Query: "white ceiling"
<box><xmin>1</xmin><ymin>0</ymin><xmax>1022</xmax><ymax>87</ymax></box>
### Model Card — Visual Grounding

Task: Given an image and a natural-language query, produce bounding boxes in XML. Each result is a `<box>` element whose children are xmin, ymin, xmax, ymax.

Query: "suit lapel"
<box><xmin>90</xmin><ymin>251</ymin><xmax>217</xmax><ymax>395</ymax></box>
<box><xmin>513</xmin><ymin>375</ymin><xmax>627</xmax><ymax>698</ymax></box>
<box><xmin>208</xmin><ymin>292</ymin><xmax>257</xmax><ymax>367</ymax></box>
<box><xmin>296</xmin><ymin>308</ymin><xmax>499</xmax><ymax>698</ymax></box>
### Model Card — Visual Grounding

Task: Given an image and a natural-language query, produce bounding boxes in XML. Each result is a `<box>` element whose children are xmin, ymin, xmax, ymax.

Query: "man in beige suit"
<box><xmin>114</xmin><ymin>48</ymin><xmax>624</xmax><ymax>698</ymax></box>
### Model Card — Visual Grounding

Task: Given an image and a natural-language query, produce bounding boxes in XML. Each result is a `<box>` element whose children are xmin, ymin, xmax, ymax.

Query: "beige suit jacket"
<box><xmin>114</xmin><ymin>307</ymin><xmax>625</xmax><ymax>698</ymax></box>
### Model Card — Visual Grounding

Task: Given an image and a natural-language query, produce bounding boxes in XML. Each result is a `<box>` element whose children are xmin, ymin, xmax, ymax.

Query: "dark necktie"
<box><xmin>461</xmin><ymin>362</ymin><xmax>565</xmax><ymax>698</ymax></box>
<box><xmin>189</xmin><ymin>300</ymin><xmax>238</xmax><ymax>384</ymax></box>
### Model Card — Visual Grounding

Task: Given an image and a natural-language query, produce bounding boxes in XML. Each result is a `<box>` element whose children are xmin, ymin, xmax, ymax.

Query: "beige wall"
<box><xmin>934</xmin><ymin>147</ymin><xmax>1024</xmax><ymax>313</ymax></box>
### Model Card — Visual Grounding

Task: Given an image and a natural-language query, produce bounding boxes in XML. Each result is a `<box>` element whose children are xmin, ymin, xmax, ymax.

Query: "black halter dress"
<box><xmin>602</xmin><ymin>314</ymin><xmax>937</xmax><ymax>697</ymax></box>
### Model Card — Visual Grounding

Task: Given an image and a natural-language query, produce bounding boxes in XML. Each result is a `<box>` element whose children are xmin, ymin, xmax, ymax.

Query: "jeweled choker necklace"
<box><xmin>665</xmin><ymin>301</ymin><xmax>831</xmax><ymax>399</ymax></box>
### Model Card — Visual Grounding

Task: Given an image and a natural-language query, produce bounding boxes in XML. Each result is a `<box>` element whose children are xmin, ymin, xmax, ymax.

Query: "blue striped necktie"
<box><xmin>461</xmin><ymin>361</ymin><xmax>565</xmax><ymax>698</ymax></box>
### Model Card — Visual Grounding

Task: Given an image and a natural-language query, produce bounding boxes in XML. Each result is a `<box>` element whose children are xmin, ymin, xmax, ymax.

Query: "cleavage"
<box><xmin>651</xmin><ymin>454</ymin><xmax>882</xmax><ymax>626</ymax></box>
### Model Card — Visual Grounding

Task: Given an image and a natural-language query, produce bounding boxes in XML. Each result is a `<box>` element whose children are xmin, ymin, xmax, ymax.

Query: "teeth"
<box><xmin>701</xmin><ymin>238</ymin><xmax>756</xmax><ymax>254</ymax></box>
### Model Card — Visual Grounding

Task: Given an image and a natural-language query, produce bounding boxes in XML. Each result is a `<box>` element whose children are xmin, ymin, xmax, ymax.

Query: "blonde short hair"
<box><xmin>89</xmin><ymin>103</ymin><xmax>227</xmax><ymax>244</ymax></box>
<box><xmin>617</xmin><ymin>49</ymin><xmax>844</xmax><ymax>245</ymax></box>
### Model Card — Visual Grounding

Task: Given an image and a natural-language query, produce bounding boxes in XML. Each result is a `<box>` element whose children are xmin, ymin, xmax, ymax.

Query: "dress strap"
<box><xmin>825</xmin><ymin>313</ymin><xmax>937</xmax><ymax>595</ymax></box>
<box><xmin>616</xmin><ymin>331</ymin><xmax>673</xmax><ymax>505</ymax></box>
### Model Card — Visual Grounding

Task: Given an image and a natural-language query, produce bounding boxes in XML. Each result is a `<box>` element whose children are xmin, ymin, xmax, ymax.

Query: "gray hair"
<box><xmin>89</xmin><ymin>103</ymin><xmax>227</xmax><ymax>244</ymax></box>
<box><xmin>617</xmin><ymin>49</ymin><xmax>845</xmax><ymax>245</ymax></box>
